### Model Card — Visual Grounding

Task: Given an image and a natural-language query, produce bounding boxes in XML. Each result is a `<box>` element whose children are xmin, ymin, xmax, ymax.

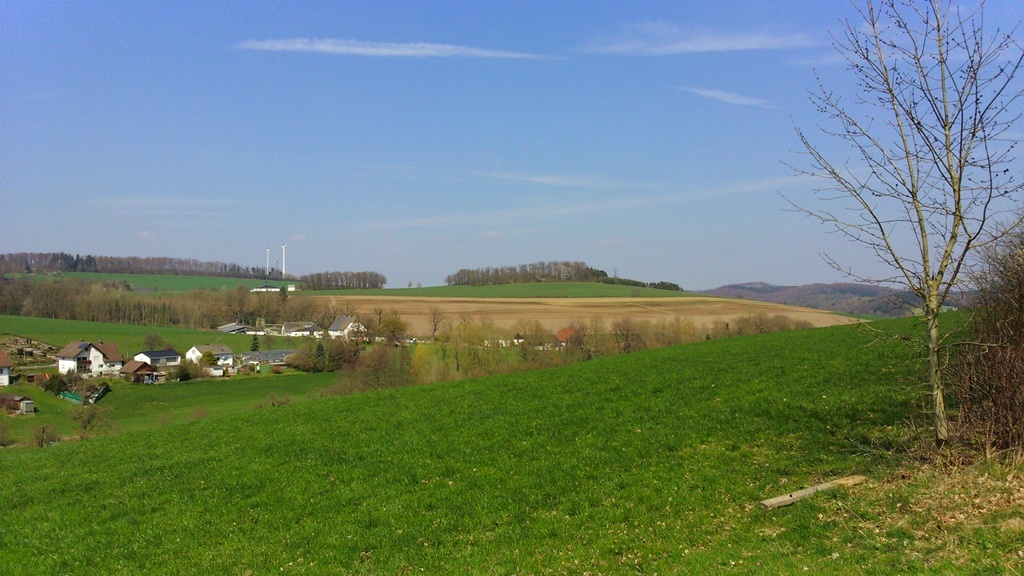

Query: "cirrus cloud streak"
<box><xmin>237</xmin><ymin>38</ymin><xmax>545</xmax><ymax>59</ymax></box>
<box><xmin>584</xmin><ymin>23</ymin><xmax>814</xmax><ymax>55</ymax></box>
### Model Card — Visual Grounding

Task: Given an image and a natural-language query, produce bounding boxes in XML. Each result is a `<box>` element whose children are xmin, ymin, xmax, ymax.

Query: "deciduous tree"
<box><xmin>793</xmin><ymin>0</ymin><xmax>1024</xmax><ymax>444</ymax></box>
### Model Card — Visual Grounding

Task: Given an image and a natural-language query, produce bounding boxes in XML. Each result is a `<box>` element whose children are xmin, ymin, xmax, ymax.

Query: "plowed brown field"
<box><xmin>319</xmin><ymin>295</ymin><xmax>856</xmax><ymax>336</ymax></box>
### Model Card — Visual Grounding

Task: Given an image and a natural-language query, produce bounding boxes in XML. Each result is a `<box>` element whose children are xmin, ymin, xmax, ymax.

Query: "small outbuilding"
<box><xmin>121</xmin><ymin>360</ymin><xmax>159</xmax><ymax>384</ymax></box>
<box><xmin>13</xmin><ymin>396</ymin><xmax>34</xmax><ymax>414</ymax></box>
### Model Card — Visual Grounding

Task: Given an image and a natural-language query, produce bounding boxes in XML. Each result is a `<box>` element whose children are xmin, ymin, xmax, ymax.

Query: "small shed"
<box><xmin>14</xmin><ymin>396</ymin><xmax>35</xmax><ymax>414</ymax></box>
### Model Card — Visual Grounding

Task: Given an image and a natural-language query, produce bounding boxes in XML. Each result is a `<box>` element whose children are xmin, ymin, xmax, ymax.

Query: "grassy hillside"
<box><xmin>0</xmin><ymin>372</ymin><xmax>337</xmax><ymax>445</ymax></box>
<box><xmin>8</xmin><ymin>272</ymin><xmax>691</xmax><ymax>298</ymax></box>
<box><xmin>7</xmin><ymin>272</ymin><xmax>290</xmax><ymax>293</ymax></box>
<box><xmin>1</xmin><ymin>318</ymin><xmax>1017</xmax><ymax>573</ymax></box>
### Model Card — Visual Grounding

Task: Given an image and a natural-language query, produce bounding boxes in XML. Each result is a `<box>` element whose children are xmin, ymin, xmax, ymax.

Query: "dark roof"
<box><xmin>238</xmin><ymin>350</ymin><xmax>295</xmax><ymax>364</ymax></box>
<box><xmin>217</xmin><ymin>322</ymin><xmax>250</xmax><ymax>334</ymax></box>
<box><xmin>138</xmin><ymin>349</ymin><xmax>181</xmax><ymax>359</ymax></box>
<box><xmin>329</xmin><ymin>315</ymin><xmax>358</xmax><ymax>331</ymax></box>
<box><xmin>0</xmin><ymin>349</ymin><xmax>12</xmax><ymax>369</ymax></box>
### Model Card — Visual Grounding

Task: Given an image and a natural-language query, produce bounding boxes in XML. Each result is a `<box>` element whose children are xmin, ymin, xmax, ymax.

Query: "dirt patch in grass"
<box><xmin>320</xmin><ymin>295</ymin><xmax>857</xmax><ymax>336</ymax></box>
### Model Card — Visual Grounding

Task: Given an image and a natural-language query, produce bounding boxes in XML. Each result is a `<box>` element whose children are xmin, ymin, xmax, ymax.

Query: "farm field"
<box><xmin>323</xmin><ymin>294</ymin><xmax>857</xmax><ymax>335</ymax></box>
<box><xmin>318</xmin><ymin>282</ymin><xmax>695</xmax><ymax>298</ymax></box>
<box><xmin>3</xmin><ymin>317</ymin><xmax>1018</xmax><ymax>573</ymax></box>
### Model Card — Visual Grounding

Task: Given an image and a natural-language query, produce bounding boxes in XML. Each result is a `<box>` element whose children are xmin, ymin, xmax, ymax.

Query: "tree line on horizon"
<box><xmin>297</xmin><ymin>271</ymin><xmax>388</xmax><ymax>290</ymax></box>
<box><xmin>0</xmin><ymin>252</ymin><xmax>390</xmax><ymax>290</ymax></box>
<box><xmin>0</xmin><ymin>252</ymin><xmax>283</xmax><ymax>281</ymax></box>
<box><xmin>443</xmin><ymin>260</ymin><xmax>681</xmax><ymax>291</ymax></box>
<box><xmin>0</xmin><ymin>276</ymin><xmax>346</xmax><ymax>331</ymax></box>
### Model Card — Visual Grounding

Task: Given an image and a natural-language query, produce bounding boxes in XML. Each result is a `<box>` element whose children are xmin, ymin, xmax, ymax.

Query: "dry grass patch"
<box><xmin>817</xmin><ymin>457</ymin><xmax>1024</xmax><ymax>571</ymax></box>
<box><xmin>321</xmin><ymin>295</ymin><xmax>855</xmax><ymax>336</ymax></box>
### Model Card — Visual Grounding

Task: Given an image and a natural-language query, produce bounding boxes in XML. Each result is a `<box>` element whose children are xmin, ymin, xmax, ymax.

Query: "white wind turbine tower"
<box><xmin>281</xmin><ymin>244</ymin><xmax>287</xmax><ymax>279</ymax></box>
<box><xmin>265</xmin><ymin>247</ymin><xmax>270</xmax><ymax>278</ymax></box>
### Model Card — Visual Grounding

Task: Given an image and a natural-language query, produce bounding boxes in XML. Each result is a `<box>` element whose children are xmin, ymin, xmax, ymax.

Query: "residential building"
<box><xmin>0</xmin><ymin>349</ymin><xmax>12</xmax><ymax>386</ymax></box>
<box><xmin>328</xmin><ymin>316</ymin><xmax>367</xmax><ymax>340</ymax></box>
<box><xmin>134</xmin><ymin>349</ymin><xmax>182</xmax><ymax>369</ymax></box>
<box><xmin>281</xmin><ymin>322</ymin><xmax>322</xmax><ymax>338</ymax></box>
<box><xmin>56</xmin><ymin>341</ymin><xmax>124</xmax><ymax>376</ymax></box>
<box><xmin>185</xmin><ymin>344</ymin><xmax>235</xmax><ymax>366</ymax></box>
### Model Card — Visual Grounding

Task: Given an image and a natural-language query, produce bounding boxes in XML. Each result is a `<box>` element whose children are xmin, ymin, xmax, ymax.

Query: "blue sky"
<box><xmin>3</xmin><ymin>1</ymin><xmax>1022</xmax><ymax>289</ymax></box>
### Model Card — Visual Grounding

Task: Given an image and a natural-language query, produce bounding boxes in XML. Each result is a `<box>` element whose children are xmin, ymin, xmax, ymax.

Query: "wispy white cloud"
<box><xmin>481</xmin><ymin>171</ymin><xmax>650</xmax><ymax>189</ymax></box>
<box><xmin>237</xmin><ymin>38</ymin><xmax>545</xmax><ymax>59</ymax></box>
<box><xmin>680</xmin><ymin>87</ymin><xmax>777</xmax><ymax>109</ymax></box>
<box><xmin>583</xmin><ymin>22</ymin><xmax>814</xmax><ymax>55</ymax></box>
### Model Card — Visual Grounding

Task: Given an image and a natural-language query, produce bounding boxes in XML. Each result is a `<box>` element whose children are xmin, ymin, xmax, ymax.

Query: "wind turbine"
<box><xmin>265</xmin><ymin>247</ymin><xmax>270</xmax><ymax>278</ymax></box>
<box><xmin>281</xmin><ymin>244</ymin><xmax>287</xmax><ymax>279</ymax></box>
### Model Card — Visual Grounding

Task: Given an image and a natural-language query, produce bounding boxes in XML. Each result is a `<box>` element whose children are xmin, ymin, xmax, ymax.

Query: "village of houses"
<box><xmin>0</xmin><ymin>315</ymin><xmax>367</xmax><ymax>416</ymax></box>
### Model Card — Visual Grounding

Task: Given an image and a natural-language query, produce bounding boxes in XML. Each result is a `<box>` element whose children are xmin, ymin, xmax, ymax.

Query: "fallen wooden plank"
<box><xmin>760</xmin><ymin>475</ymin><xmax>867</xmax><ymax>510</ymax></box>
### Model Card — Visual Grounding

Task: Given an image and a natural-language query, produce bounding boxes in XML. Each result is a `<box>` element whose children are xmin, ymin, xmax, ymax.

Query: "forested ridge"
<box><xmin>0</xmin><ymin>252</ymin><xmax>280</xmax><ymax>280</ymax></box>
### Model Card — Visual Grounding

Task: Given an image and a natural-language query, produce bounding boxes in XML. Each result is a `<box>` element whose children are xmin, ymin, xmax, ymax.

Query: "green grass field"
<box><xmin>316</xmin><ymin>282</ymin><xmax>693</xmax><ymax>298</ymax></box>
<box><xmin>0</xmin><ymin>372</ymin><xmax>338</xmax><ymax>444</ymax></box>
<box><xmin>7</xmin><ymin>272</ymin><xmax>291</xmax><ymax>293</ymax></box>
<box><xmin>0</xmin><ymin>314</ymin><xmax>291</xmax><ymax>358</ymax></box>
<box><xmin>5</xmin><ymin>318</ymin><xmax>1014</xmax><ymax>573</ymax></box>
<box><xmin>7</xmin><ymin>272</ymin><xmax>692</xmax><ymax>298</ymax></box>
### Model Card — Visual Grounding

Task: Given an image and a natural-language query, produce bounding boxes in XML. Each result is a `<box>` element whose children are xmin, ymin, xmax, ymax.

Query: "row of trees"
<box><xmin>300</xmin><ymin>312</ymin><xmax>814</xmax><ymax>388</ymax></box>
<box><xmin>443</xmin><ymin>261</ymin><xmax>681</xmax><ymax>290</ymax></box>
<box><xmin>298</xmin><ymin>271</ymin><xmax>387</xmax><ymax>290</ymax></box>
<box><xmin>444</xmin><ymin>261</ymin><xmax>609</xmax><ymax>286</ymax></box>
<box><xmin>0</xmin><ymin>277</ymin><xmax>346</xmax><ymax>330</ymax></box>
<box><xmin>0</xmin><ymin>252</ymin><xmax>283</xmax><ymax>280</ymax></box>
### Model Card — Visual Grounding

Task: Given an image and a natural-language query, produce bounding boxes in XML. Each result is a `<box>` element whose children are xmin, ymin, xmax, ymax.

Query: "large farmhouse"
<box><xmin>0</xmin><ymin>350</ymin><xmax>12</xmax><ymax>386</ymax></box>
<box><xmin>56</xmin><ymin>341</ymin><xmax>124</xmax><ymax>376</ymax></box>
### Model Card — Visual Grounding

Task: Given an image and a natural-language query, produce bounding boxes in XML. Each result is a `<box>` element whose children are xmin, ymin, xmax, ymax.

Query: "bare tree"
<box><xmin>428</xmin><ymin>306</ymin><xmax>447</xmax><ymax>340</ymax></box>
<box><xmin>793</xmin><ymin>0</ymin><xmax>1024</xmax><ymax>443</ymax></box>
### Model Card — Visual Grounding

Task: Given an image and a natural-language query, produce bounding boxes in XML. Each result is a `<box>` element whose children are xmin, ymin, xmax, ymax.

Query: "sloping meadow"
<box><xmin>2</xmin><ymin>318</ymin><xmax>979</xmax><ymax>574</ymax></box>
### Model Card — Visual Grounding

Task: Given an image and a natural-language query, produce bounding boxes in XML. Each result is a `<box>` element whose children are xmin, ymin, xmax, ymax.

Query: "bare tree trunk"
<box><xmin>927</xmin><ymin>305</ymin><xmax>948</xmax><ymax>444</ymax></box>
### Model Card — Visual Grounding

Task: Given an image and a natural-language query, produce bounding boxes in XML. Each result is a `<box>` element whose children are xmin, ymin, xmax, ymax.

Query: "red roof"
<box><xmin>120</xmin><ymin>360</ymin><xmax>154</xmax><ymax>374</ymax></box>
<box><xmin>0</xmin><ymin>349</ymin><xmax>12</xmax><ymax>369</ymax></box>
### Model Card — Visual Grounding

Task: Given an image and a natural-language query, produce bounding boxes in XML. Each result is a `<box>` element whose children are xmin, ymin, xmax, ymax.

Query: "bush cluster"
<box><xmin>949</xmin><ymin>224</ymin><xmax>1024</xmax><ymax>451</ymax></box>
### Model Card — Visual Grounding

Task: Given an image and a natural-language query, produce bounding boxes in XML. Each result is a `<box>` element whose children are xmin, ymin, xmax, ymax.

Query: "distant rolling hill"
<box><xmin>701</xmin><ymin>282</ymin><xmax>922</xmax><ymax>317</ymax></box>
